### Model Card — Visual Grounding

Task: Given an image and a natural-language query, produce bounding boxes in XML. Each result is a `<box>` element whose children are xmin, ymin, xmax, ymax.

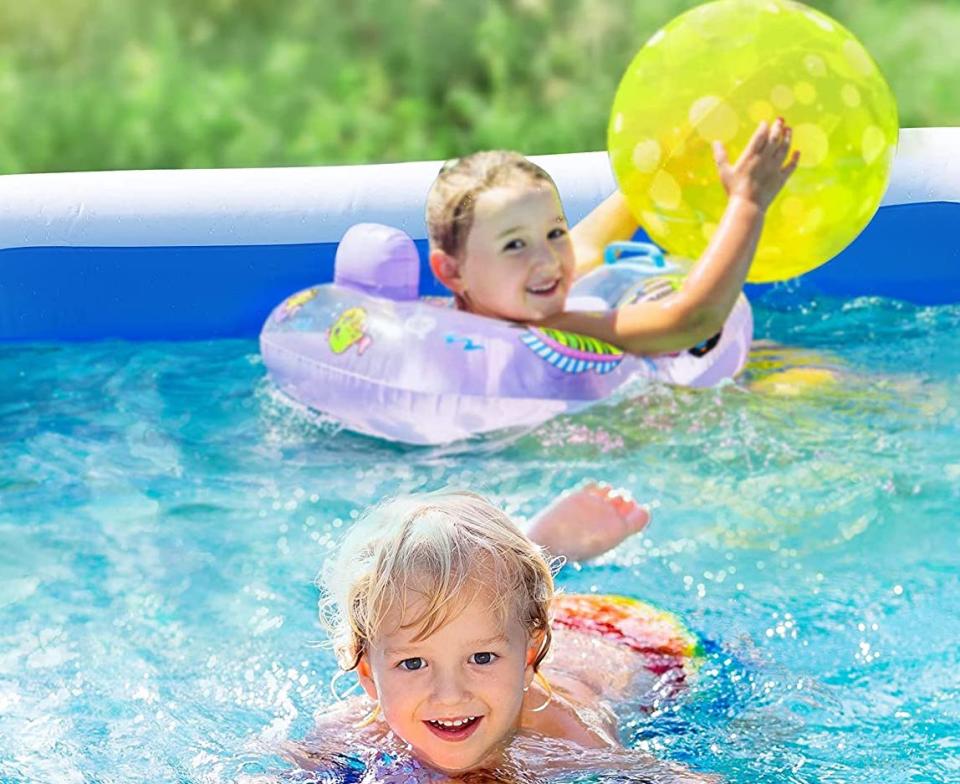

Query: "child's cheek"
<box><xmin>381</xmin><ymin>700</ymin><xmax>413</xmax><ymax>740</ymax></box>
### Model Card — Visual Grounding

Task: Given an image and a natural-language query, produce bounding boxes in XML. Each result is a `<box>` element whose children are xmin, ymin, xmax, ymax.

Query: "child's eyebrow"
<box><xmin>468</xmin><ymin>633</ymin><xmax>510</xmax><ymax>647</ymax></box>
<box><xmin>496</xmin><ymin>216</ymin><xmax>565</xmax><ymax>239</ymax></box>
<box><xmin>384</xmin><ymin>647</ymin><xmax>416</xmax><ymax>658</ymax></box>
<box><xmin>384</xmin><ymin>633</ymin><xmax>508</xmax><ymax>657</ymax></box>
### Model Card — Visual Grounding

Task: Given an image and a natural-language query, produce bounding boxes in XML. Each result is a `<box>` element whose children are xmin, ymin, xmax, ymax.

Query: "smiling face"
<box><xmin>433</xmin><ymin>182</ymin><xmax>575</xmax><ymax>322</ymax></box>
<box><xmin>357</xmin><ymin>583</ymin><xmax>543</xmax><ymax>775</ymax></box>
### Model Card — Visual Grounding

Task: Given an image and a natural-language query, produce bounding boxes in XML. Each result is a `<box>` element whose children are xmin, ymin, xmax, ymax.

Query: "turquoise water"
<box><xmin>1</xmin><ymin>296</ymin><xmax>958</xmax><ymax>783</ymax></box>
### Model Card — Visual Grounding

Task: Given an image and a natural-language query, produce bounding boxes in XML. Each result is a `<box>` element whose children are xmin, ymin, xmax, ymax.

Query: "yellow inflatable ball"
<box><xmin>608</xmin><ymin>0</ymin><xmax>898</xmax><ymax>283</ymax></box>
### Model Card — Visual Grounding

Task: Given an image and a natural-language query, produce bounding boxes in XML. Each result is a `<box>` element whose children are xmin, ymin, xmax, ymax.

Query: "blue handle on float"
<box><xmin>603</xmin><ymin>240</ymin><xmax>679</xmax><ymax>275</ymax></box>
<box><xmin>603</xmin><ymin>240</ymin><xmax>669</xmax><ymax>269</ymax></box>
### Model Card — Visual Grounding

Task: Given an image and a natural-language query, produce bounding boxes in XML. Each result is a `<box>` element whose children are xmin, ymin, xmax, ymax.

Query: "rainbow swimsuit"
<box><xmin>551</xmin><ymin>593</ymin><xmax>703</xmax><ymax>679</ymax></box>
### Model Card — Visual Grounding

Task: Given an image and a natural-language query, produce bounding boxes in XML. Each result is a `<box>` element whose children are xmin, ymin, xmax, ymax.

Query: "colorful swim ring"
<box><xmin>259</xmin><ymin>224</ymin><xmax>753</xmax><ymax>445</ymax></box>
<box><xmin>551</xmin><ymin>593</ymin><xmax>703</xmax><ymax>679</ymax></box>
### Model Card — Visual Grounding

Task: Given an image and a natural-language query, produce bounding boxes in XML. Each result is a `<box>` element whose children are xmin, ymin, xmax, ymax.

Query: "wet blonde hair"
<box><xmin>318</xmin><ymin>489</ymin><xmax>560</xmax><ymax>679</ymax></box>
<box><xmin>426</xmin><ymin>150</ymin><xmax>559</xmax><ymax>262</ymax></box>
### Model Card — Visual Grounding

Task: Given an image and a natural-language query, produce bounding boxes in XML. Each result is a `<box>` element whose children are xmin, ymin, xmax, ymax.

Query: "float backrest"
<box><xmin>333</xmin><ymin>223</ymin><xmax>420</xmax><ymax>301</ymax></box>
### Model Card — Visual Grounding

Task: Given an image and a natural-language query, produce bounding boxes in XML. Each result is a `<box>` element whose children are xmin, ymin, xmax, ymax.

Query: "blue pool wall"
<box><xmin>1</xmin><ymin>128</ymin><xmax>958</xmax><ymax>341</ymax></box>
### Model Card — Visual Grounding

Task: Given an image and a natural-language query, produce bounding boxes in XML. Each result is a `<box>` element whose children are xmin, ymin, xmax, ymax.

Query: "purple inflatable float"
<box><xmin>259</xmin><ymin>224</ymin><xmax>752</xmax><ymax>445</ymax></box>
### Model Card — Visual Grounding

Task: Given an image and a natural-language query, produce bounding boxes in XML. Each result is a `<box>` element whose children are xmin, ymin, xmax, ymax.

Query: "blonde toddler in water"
<box><xmin>288</xmin><ymin>490</ymin><xmax>715</xmax><ymax>782</ymax></box>
<box><xmin>427</xmin><ymin>119</ymin><xmax>798</xmax><ymax>355</ymax></box>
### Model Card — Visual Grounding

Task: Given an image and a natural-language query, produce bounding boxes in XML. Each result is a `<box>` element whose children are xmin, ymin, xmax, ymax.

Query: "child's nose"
<box><xmin>537</xmin><ymin>242</ymin><xmax>562</xmax><ymax>269</ymax></box>
<box><xmin>430</xmin><ymin>669</ymin><xmax>470</xmax><ymax>705</ymax></box>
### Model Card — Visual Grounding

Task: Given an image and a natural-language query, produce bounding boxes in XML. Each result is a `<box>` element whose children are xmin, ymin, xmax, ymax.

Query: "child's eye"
<box><xmin>548</xmin><ymin>227</ymin><xmax>568</xmax><ymax>240</ymax></box>
<box><xmin>399</xmin><ymin>657</ymin><xmax>425</xmax><ymax>671</ymax></box>
<box><xmin>470</xmin><ymin>652</ymin><xmax>498</xmax><ymax>665</ymax></box>
<box><xmin>502</xmin><ymin>238</ymin><xmax>526</xmax><ymax>252</ymax></box>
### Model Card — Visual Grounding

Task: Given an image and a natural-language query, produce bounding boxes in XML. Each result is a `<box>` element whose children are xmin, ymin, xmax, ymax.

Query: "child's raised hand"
<box><xmin>525</xmin><ymin>481</ymin><xmax>651</xmax><ymax>561</ymax></box>
<box><xmin>713</xmin><ymin>118</ymin><xmax>800</xmax><ymax>211</ymax></box>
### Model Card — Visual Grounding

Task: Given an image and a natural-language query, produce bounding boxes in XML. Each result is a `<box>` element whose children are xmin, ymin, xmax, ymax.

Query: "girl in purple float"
<box><xmin>426</xmin><ymin>119</ymin><xmax>798</xmax><ymax>356</ymax></box>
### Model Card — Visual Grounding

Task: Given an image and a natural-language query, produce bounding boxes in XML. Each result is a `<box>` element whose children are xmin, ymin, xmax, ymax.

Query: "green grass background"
<box><xmin>1</xmin><ymin>0</ymin><xmax>957</xmax><ymax>173</ymax></box>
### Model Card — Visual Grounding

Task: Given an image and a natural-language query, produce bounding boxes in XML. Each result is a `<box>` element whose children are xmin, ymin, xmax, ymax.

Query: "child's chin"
<box><xmin>519</xmin><ymin>296</ymin><xmax>565</xmax><ymax>320</ymax></box>
<box><xmin>417</xmin><ymin>739</ymin><xmax>492</xmax><ymax>776</ymax></box>
<box><xmin>527</xmin><ymin>303</ymin><xmax>564</xmax><ymax>321</ymax></box>
<box><xmin>422</xmin><ymin>752</ymin><xmax>486</xmax><ymax>777</ymax></box>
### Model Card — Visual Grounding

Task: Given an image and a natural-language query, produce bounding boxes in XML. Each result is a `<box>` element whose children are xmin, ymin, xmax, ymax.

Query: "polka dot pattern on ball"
<box><xmin>608</xmin><ymin>0</ymin><xmax>898</xmax><ymax>283</ymax></box>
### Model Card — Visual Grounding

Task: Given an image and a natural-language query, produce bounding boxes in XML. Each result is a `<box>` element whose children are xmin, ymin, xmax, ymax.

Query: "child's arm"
<box><xmin>569</xmin><ymin>190</ymin><xmax>638</xmax><ymax>279</ymax></box>
<box><xmin>509</xmin><ymin>732</ymin><xmax>721</xmax><ymax>782</ymax></box>
<box><xmin>279</xmin><ymin>697</ymin><xmax>387</xmax><ymax>772</ymax></box>
<box><xmin>524</xmin><ymin>482</ymin><xmax>650</xmax><ymax>560</ymax></box>
<box><xmin>550</xmin><ymin>119</ymin><xmax>799</xmax><ymax>356</ymax></box>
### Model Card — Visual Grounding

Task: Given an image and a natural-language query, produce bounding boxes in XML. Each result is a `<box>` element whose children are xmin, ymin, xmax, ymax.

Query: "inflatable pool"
<box><xmin>0</xmin><ymin>127</ymin><xmax>958</xmax><ymax>342</ymax></box>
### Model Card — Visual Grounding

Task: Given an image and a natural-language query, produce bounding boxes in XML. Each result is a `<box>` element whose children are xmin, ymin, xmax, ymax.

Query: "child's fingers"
<box><xmin>767</xmin><ymin>117</ymin><xmax>786</xmax><ymax>146</ymax></box>
<box><xmin>712</xmin><ymin>140</ymin><xmax>729</xmax><ymax>168</ymax></box>
<box><xmin>781</xmin><ymin>149</ymin><xmax>801</xmax><ymax>180</ymax></box>
<box><xmin>761</xmin><ymin>123</ymin><xmax>793</xmax><ymax>171</ymax></box>
<box><xmin>745</xmin><ymin>121</ymin><xmax>770</xmax><ymax>156</ymax></box>
<box><xmin>622</xmin><ymin>504</ymin><xmax>651</xmax><ymax>535</ymax></box>
<box><xmin>777</xmin><ymin>126</ymin><xmax>793</xmax><ymax>156</ymax></box>
<box><xmin>582</xmin><ymin>480</ymin><xmax>610</xmax><ymax>497</ymax></box>
<box><xmin>610</xmin><ymin>492</ymin><xmax>652</xmax><ymax>532</ymax></box>
<box><xmin>712</xmin><ymin>141</ymin><xmax>732</xmax><ymax>183</ymax></box>
<box><xmin>586</xmin><ymin>483</ymin><xmax>645</xmax><ymax>518</ymax></box>
<box><xmin>766</xmin><ymin>134</ymin><xmax>792</xmax><ymax>170</ymax></box>
<box><xmin>609</xmin><ymin>494</ymin><xmax>635</xmax><ymax>517</ymax></box>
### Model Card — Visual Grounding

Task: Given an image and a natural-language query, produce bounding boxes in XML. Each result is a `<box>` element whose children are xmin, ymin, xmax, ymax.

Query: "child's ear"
<box><xmin>523</xmin><ymin>629</ymin><xmax>548</xmax><ymax>686</ymax></box>
<box><xmin>429</xmin><ymin>248</ymin><xmax>465</xmax><ymax>294</ymax></box>
<box><xmin>356</xmin><ymin>654</ymin><xmax>379</xmax><ymax>701</ymax></box>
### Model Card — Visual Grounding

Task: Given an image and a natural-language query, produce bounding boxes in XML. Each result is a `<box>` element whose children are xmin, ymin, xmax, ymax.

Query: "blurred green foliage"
<box><xmin>0</xmin><ymin>0</ymin><xmax>957</xmax><ymax>173</ymax></box>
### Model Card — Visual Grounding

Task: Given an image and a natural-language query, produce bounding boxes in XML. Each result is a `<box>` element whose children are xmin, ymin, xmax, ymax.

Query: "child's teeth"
<box><xmin>432</xmin><ymin>716</ymin><xmax>475</xmax><ymax>727</ymax></box>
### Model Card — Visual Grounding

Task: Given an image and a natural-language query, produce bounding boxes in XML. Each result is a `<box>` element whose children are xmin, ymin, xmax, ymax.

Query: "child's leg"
<box><xmin>525</xmin><ymin>482</ymin><xmax>651</xmax><ymax>561</ymax></box>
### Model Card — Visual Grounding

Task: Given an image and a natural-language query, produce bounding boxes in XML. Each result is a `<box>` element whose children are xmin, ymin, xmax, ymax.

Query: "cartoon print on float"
<box><xmin>521</xmin><ymin>327</ymin><xmax>625</xmax><ymax>375</ymax></box>
<box><xmin>276</xmin><ymin>288</ymin><xmax>319</xmax><ymax>322</ymax></box>
<box><xmin>327</xmin><ymin>307</ymin><xmax>372</xmax><ymax>355</ymax></box>
<box><xmin>445</xmin><ymin>333</ymin><xmax>484</xmax><ymax>351</ymax></box>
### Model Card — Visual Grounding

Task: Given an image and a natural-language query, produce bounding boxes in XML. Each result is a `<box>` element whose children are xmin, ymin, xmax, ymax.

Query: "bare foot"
<box><xmin>526</xmin><ymin>482</ymin><xmax>651</xmax><ymax>561</ymax></box>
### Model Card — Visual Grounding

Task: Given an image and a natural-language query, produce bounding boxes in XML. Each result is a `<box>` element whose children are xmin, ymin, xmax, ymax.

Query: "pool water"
<box><xmin>1</xmin><ymin>295</ymin><xmax>958</xmax><ymax>783</ymax></box>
